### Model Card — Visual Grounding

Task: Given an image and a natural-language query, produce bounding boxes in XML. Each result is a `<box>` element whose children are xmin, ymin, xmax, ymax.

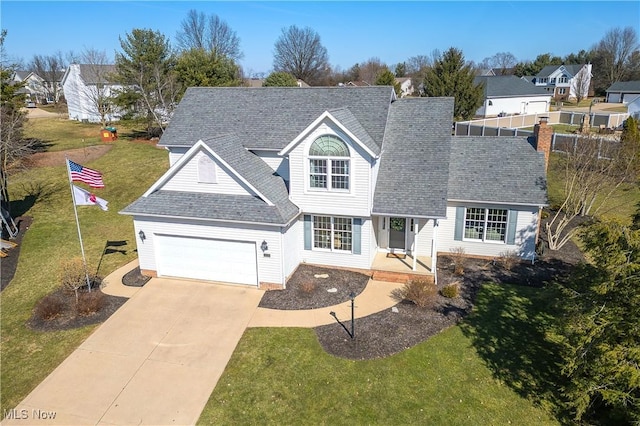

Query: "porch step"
<box><xmin>371</xmin><ymin>270</ymin><xmax>435</xmax><ymax>284</ymax></box>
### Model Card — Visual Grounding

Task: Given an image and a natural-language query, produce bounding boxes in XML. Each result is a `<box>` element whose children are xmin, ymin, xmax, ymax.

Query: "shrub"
<box><xmin>76</xmin><ymin>291</ymin><xmax>105</xmax><ymax>316</ymax></box>
<box><xmin>33</xmin><ymin>293</ymin><xmax>65</xmax><ymax>321</ymax></box>
<box><xmin>398</xmin><ymin>279</ymin><xmax>438</xmax><ymax>308</ymax></box>
<box><xmin>60</xmin><ymin>257</ymin><xmax>90</xmax><ymax>301</ymax></box>
<box><xmin>299</xmin><ymin>281</ymin><xmax>316</xmax><ymax>294</ymax></box>
<box><xmin>440</xmin><ymin>282</ymin><xmax>460</xmax><ymax>298</ymax></box>
<box><xmin>449</xmin><ymin>247</ymin><xmax>467</xmax><ymax>275</ymax></box>
<box><xmin>498</xmin><ymin>250</ymin><xmax>520</xmax><ymax>271</ymax></box>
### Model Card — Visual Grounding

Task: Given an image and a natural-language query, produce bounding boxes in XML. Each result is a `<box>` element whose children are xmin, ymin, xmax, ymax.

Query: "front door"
<box><xmin>389</xmin><ymin>217</ymin><xmax>406</xmax><ymax>251</ymax></box>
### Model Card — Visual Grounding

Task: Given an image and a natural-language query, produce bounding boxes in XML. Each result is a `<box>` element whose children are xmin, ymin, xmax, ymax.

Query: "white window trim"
<box><xmin>312</xmin><ymin>215</ymin><xmax>353</xmax><ymax>253</ymax></box>
<box><xmin>307</xmin><ymin>156</ymin><xmax>351</xmax><ymax>193</ymax></box>
<box><xmin>462</xmin><ymin>207</ymin><xmax>508</xmax><ymax>244</ymax></box>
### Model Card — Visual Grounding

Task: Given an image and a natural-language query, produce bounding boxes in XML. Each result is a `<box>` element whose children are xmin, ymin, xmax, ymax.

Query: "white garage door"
<box><xmin>528</xmin><ymin>101</ymin><xmax>548</xmax><ymax>114</ymax></box>
<box><xmin>155</xmin><ymin>235</ymin><xmax>258</xmax><ymax>286</ymax></box>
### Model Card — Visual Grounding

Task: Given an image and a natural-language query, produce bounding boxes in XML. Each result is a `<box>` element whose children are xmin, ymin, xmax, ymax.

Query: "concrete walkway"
<box><xmin>3</xmin><ymin>261</ymin><xmax>402</xmax><ymax>425</ymax></box>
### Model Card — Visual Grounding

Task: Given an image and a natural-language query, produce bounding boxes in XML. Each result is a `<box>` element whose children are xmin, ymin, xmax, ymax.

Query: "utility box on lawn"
<box><xmin>101</xmin><ymin>127</ymin><xmax>118</xmax><ymax>142</ymax></box>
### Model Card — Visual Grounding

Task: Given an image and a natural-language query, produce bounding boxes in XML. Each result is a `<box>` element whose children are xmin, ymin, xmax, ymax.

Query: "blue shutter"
<box><xmin>304</xmin><ymin>215</ymin><xmax>312</xmax><ymax>250</ymax></box>
<box><xmin>454</xmin><ymin>207</ymin><xmax>465</xmax><ymax>241</ymax></box>
<box><xmin>353</xmin><ymin>218</ymin><xmax>362</xmax><ymax>254</ymax></box>
<box><xmin>506</xmin><ymin>210</ymin><xmax>518</xmax><ymax>245</ymax></box>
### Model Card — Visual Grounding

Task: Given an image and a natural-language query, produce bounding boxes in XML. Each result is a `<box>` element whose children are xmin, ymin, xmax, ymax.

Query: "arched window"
<box><xmin>198</xmin><ymin>155</ymin><xmax>217</xmax><ymax>183</ymax></box>
<box><xmin>308</xmin><ymin>135</ymin><xmax>350</xmax><ymax>190</ymax></box>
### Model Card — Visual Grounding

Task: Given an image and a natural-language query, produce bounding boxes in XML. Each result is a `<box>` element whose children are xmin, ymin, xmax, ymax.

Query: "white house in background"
<box><xmin>395</xmin><ymin>77</ymin><xmax>413</xmax><ymax>97</ymax></box>
<box><xmin>61</xmin><ymin>64</ymin><xmax>122</xmax><ymax>123</ymax></box>
<box><xmin>474</xmin><ymin>75</ymin><xmax>551</xmax><ymax>117</ymax></box>
<box><xmin>121</xmin><ymin>87</ymin><xmax>548</xmax><ymax>289</ymax></box>
<box><xmin>531</xmin><ymin>64</ymin><xmax>593</xmax><ymax>100</ymax></box>
<box><xmin>12</xmin><ymin>70</ymin><xmax>46</xmax><ymax>104</ymax></box>
<box><xmin>605</xmin><ymin>80</ymin><xmax>640</xmax><ymax>104</ymax></box>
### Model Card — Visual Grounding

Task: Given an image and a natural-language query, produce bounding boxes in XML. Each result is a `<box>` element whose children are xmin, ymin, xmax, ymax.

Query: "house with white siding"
<box><xmin>474</xmin><ymin>75</ymin><xmax>552</xmax><ymax>117</ymax></box>
<box><xmin>121</xmin><ymin>86</ymin><xmax>548</xmax><ymax>289</ymax></box>
<box><xmin>605</xmin><ymin>80</ymin><xmax>640</xmax><ymax>105</ymax></box>
<box><xmin>61</xmin><ymin>63</ymin><xmax>122</xmax><ymax>123</ymax></box>
<box><xmin>531</xmin><ymin>64</ymin><xmax>593</xmax><ymax>101</ymax></box>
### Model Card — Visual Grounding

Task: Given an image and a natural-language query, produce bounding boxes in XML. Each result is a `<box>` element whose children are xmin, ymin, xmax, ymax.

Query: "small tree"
<box><xmin>263</xmin><ymin>71</ymin><xmax>298</xmax><ymax>87</ymax></box>
<box><xmin>571</xmin><ymin>66</ymin><xmax>591</xmax><ymax>103</ymax></box>
<box><xmin>374</xmin><ymin>69</ymin><xmax>401</xmax><ymax>96</ymax></box>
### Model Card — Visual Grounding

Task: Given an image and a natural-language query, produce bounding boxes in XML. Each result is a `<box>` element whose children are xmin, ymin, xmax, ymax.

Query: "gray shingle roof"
<box><xmin>536</xmin><ymin>64</ymin><xmax>585</xmax><ymax>78</ymax></box>
<box><xmin>474</xmin><ymin>76</ymin><xmax>550</xmax><ymax>97</ymax></box>
<box><xmin>158</xmin><ymin>86</ymin><xmax>394</xmax><ymax>152</ymax></box>
<box><xmin>78</xmin><ymin>64</ymin><xmax>117</xmax><ymax>85</ymax></box>
<box><xmin>606</xmin><ymin>80</ymin><xmax>640</xmax><ymax>93</ymax></box>
<box><xmin>120</xmin><ymin>191</ymin><xmax>294</xmax><ymax>225</ymax></box>
<box><xmin>327</xmin><ymin>107</ymin><xmax>378</xmax><ymax>155</ymax></box>
<box><xmin>121</xmin><ymin>133</ymin><xmax>299</xmax><ymax>225</ymax></box>
<box><xmin>448</xmin><ymin>136</ymin><xmax>547</xmax><ymax>206</ymax></box>
<box><xmin>372</xmin><ymin>97</ymin><xmax>454</xmax><ymax>218</ymax></box>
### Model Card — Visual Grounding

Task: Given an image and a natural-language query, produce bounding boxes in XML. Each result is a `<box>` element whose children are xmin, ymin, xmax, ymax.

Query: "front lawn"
<box><xmin>0</xmin><ymin>119</ymin><xmax>167</xmax><ymax>412</ymax></box>
<box><xmin>198</xmin><ymin>283</ymin><xmax>560</xmax><ymax>424</ymax></box>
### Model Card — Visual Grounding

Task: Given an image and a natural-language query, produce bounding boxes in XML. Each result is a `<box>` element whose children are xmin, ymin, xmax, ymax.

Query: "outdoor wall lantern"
<box><xmin>261</xmin><ymin>240</ymin><xmax>268</xmax><ymax>252</ymax></box>
<box><xmin>138</xmin><ymin>230</ymin><xmax>146</xmax><ymax>242</ymax></box>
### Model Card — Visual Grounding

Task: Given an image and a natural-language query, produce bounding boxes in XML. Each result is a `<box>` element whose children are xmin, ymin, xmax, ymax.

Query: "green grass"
<box><xmin>0</xmin><ymin>119</ymin><xmax>167</xmax><ymax>412</ymax></box>
<box><xmin>198</xmin><ymin>284</ymin><xmax>560</xmax><ymax>424</ymax></box>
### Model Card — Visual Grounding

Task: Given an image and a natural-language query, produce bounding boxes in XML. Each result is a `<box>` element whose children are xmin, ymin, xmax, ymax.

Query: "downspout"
<box><xmin>432</xmin><ymin>219</ymin><xmax>438</xmax><ymax>285</ymax></box>
<box><xmin>412</xmin><ymin>220</ymin><xmax>418</xmax><ymax>271</ymax></box>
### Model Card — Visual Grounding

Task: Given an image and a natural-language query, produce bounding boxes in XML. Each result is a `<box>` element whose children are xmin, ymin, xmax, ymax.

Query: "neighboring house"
<box><xmin>605</xmin><ymin>80</ymin><xmax>640</xmax><ymax>104</ymax></box>
<box><xmin>346</xmin><ymin>81</ymin><xmax>371</xmax><ymax>87</ymax></box>
<box><xmin>474</xmin><ymin>76</ymin><xmax>552</xmax><ymax>117</ymax></box>
<box><xmin>121</xmin><ymin>87</ymin><xmax>547</xmax><ymax>289</ymax></box>
<box><xmin>61</xmin><ymin>63</ymin><xmax>122</xmax><ymax>123</ymax></box>
<box><xmin>395</xmin><ymin>77</ymin><xmax>413</xmax><ymax>97</ymax></box>
<box><xmin>478</xmin><ymin>68</ymin><xmax>516</xmax><ymax>76</ymax></box>
<box><xmin>530</xmin><ymin>64</ymin><xmax>593</xmax><ymax>100</ymax></box>
<box><xmin>297</xmin><ymin>79</ymin><xmax>310</xmax><ymax>88</ymax></box>
<box><xmin>244</xmin><ymin>78</ymin><xmax>265</xmax><ymax>87</ymax></box>
<box><xmin>12</xmin><ymin>70</ymin><xmax>46</xmax><ymax>104</ymax></box>
<box><xmin>628</xmin><ymin>97</ymin><xmax>640</xmax><ymax>120</ymax></box>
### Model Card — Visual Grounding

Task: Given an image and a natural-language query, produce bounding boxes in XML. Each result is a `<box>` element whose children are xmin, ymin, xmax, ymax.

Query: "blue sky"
<box><xmin>2</xmin><ymin>1</ymin><xmax>639</xmax><ymax>75</ymax></box>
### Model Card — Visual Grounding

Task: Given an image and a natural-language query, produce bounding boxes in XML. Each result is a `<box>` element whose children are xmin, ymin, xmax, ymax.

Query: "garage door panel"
<box><xmin>155</xmin><ymin>235</ymin><xmax>257</xmax><ymax>286</ymax></box>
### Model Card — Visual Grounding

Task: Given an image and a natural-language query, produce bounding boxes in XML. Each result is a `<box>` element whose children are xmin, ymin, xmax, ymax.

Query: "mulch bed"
<box><xmin>1</xmin><ymin>216</ymin><xmax>32</xmax><ymax>291</ymax></box>
<box><xmin>122</xmin><ymin>266</ymin><xmax>152</xmax><ymax>287</ymax></box>
<box><xmin>259</xmin><ymin>265</ymin><xmax>369</xmax><ymax>310</ymax></box>
<box><xmin>314</xmin><ymin>238</ymin><xmax>584</xmax><ymax>360</ymax></box>
<box><xmin>27</xmin><ymin>286</ymin><xmax>128</xmax><ymax>332</ymax></box>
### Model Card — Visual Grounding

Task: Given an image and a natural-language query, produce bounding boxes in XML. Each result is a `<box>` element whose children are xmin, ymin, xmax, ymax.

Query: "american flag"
<box><xmin>68</xmin><ymin>159</ymin><xmax>105</xmax><ymax>188</ymax></box>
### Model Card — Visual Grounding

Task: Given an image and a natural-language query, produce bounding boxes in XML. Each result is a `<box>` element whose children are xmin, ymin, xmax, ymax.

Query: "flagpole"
<box><xmin>66</xmin><ymin>157</ymin><xmax>92</xmax><ymax>292</ymax></box>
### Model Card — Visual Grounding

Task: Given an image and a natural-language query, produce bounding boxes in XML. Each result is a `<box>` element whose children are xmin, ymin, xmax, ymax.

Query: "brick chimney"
<box><xmin>533</xmin><ymin>117</ymin><xmax>552</xmax><ymax>171</ymax></box>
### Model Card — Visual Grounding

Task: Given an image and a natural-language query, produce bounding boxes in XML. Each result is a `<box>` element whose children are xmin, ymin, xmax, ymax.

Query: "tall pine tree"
<box><xmin>422</xmin><ymin>47</ymin><xmax>483</xmax><ymax>120</ymax></box>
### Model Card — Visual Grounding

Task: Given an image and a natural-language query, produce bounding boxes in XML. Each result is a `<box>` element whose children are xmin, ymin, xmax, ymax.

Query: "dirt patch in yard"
<box><xmin>24</xmin><ymin>144</ymin><xmax>113</xmax><ymax>168</ymax></box>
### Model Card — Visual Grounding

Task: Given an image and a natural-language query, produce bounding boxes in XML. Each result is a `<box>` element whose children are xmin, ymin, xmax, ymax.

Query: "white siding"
<box><xmin>477</xmin><ymin>95</ymin><xmax>551</xmax><ymax>117</ymax></box>
<box><xmin>289</xmin><ymin>120</ymin><xmax>373</xmax><ymax>217</ymax></box>
<box><xmin>437</xmin><ymin>203</ymin><xmax>539</xmax><ymax>260</ymax></box>
<box><xmin>62</xmin><ymin>64</ymin><xmax>123</xmax><ymax>123</ymax></box>
<box><xmin>133</xmin><ymin>217</ymin><xmax>284</xmax><ymax>285</ymax></box>
<box><xmin>168</xmin><ymin>147</ymin><xmax>189</xmax><ymax>166</ymax></box>
<box><xmin>282</xmin><ymin>216</ymin><xmax>302</xmax><ymax>279</ymax></box>
<box><xmin>252</xmin><ymin>150</ymin><xmax>290</xmax><ymax>182</ymax></box>
<box><xmin>162</xmin><ymin>150</ymin><xmax>258</xmax><ymax>196</ymax></box>
<box><xmin>415</xmin><ymin>218</ymin><xmax>434</xmax><ymax>256</ymax></box>
<box><xmin>301</xmin><ymin>217</ymin><xmax>373</xmax><ymax>270</ymax></box>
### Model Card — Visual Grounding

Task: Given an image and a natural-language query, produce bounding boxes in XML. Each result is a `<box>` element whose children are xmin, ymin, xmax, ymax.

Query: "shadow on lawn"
<box><xmin>9</xmin><ymin>181</ymin><xmax>61</xmax><ymax>217</ymax></box>
<box><xmin>459</xmin><ymin>283</ymin><xmax>570</xmax><ymax>421</ymax></box>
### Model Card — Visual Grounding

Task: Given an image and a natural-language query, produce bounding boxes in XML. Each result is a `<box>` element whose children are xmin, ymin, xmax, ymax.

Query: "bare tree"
<box><xmin>480</xmin><ymin>52</ymin><xmax>517</xmax><ymax>74</ymax></box>
<box><xmin>272</xmin><ymin>25</ymin><xmax>329</xmax><ymax>85</ymax></box>
<box><xmin>29</xmin><ymin>51</ymin><xmax>66</xmax><ymax>104</ymax></box>
<box><xmin>572</xmin><ymin>66</ymin><xmax>591</xmax><ymax>103</ymax></box>
<box><xmin>78</xmin><ymin>49</ymin><xmax>117</xmax><ymax>127</ymax></box>
<box><xmin>546</xmin><ymin>134</ymin><xmax>639</xmax><ymax>250</ymax></box>
<box><xmin>176</xmin><ymin>9</ymin><xmax>242</xmax><ymax>60</ymax></box>
<box><xmin>358</xmin><ymin>57</ymin><xmax>386</xmax><ymax>84</ymax></box>
<box><xmin>592</xmin><ymin>26</ymin><xmax>639</xmax><ymax>90</ymax></box>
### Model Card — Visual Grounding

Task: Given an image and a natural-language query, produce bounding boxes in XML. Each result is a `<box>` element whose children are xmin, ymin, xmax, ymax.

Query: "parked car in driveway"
<box><xmin>26</xmin><ymin>101</ymin><xmax>36</xmax><ymax>108</ymax></box>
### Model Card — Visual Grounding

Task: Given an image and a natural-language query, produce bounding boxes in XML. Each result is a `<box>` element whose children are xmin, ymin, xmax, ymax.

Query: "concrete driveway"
<box><xmin>4</xmin><ymin>278</ymin><xmax>263</xmax><ymax>425</ymax></box>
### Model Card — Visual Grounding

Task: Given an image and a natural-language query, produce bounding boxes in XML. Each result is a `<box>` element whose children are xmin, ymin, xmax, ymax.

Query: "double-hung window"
<box><xmin>313</xmin><ymin>216</ymin><xmax>352</xmax><ymax>252</ymax></box>
<box><xmin>308</xmin><ymin>135</ymin><xmax>350</xmax><ymax>191</ymax></box>
<box><xmin>464</xmin><ymin>207</ymin><xmax>508</xmax><ymax>242</ymax></box>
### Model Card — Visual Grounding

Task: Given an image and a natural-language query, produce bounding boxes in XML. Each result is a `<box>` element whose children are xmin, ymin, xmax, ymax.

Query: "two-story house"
<box><xmin>61</xmin><ymin>63</ymin><xmax>122</xmax><ymax>123</ymax></box>
<box><xmin>121</xmin><ymin>87</ymin><xmax>548</xmax><ymax>289</ymax></box>
<box><xmin>530</xmin><ymin>64</ymin><xmax>592</xmax><ymax>101</ymax></box>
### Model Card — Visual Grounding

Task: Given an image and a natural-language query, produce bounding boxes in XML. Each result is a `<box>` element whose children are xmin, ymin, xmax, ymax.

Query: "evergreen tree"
<box><xmin>422</xmin><ymin>47</ymin><xmax>483</xmax><ymax>120</ymax></box>
<box><xmin>554</xmin><ymin>221</ymin><xmax>640</xmax><ymax>423</ymax></box>
<box><xmin>174</xmin><ymin>48</ymin><xmax>241</xmax><ymax>93</ymax></box>
<box><xmin>263</xmin><ymin>71</ymin><xmax>298</xmax><ymax>87</ymax></box>
<box><xmin>374</xmin><ymin>69</ymin><xmax>401</xmax><ymax>96</ymax></box>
